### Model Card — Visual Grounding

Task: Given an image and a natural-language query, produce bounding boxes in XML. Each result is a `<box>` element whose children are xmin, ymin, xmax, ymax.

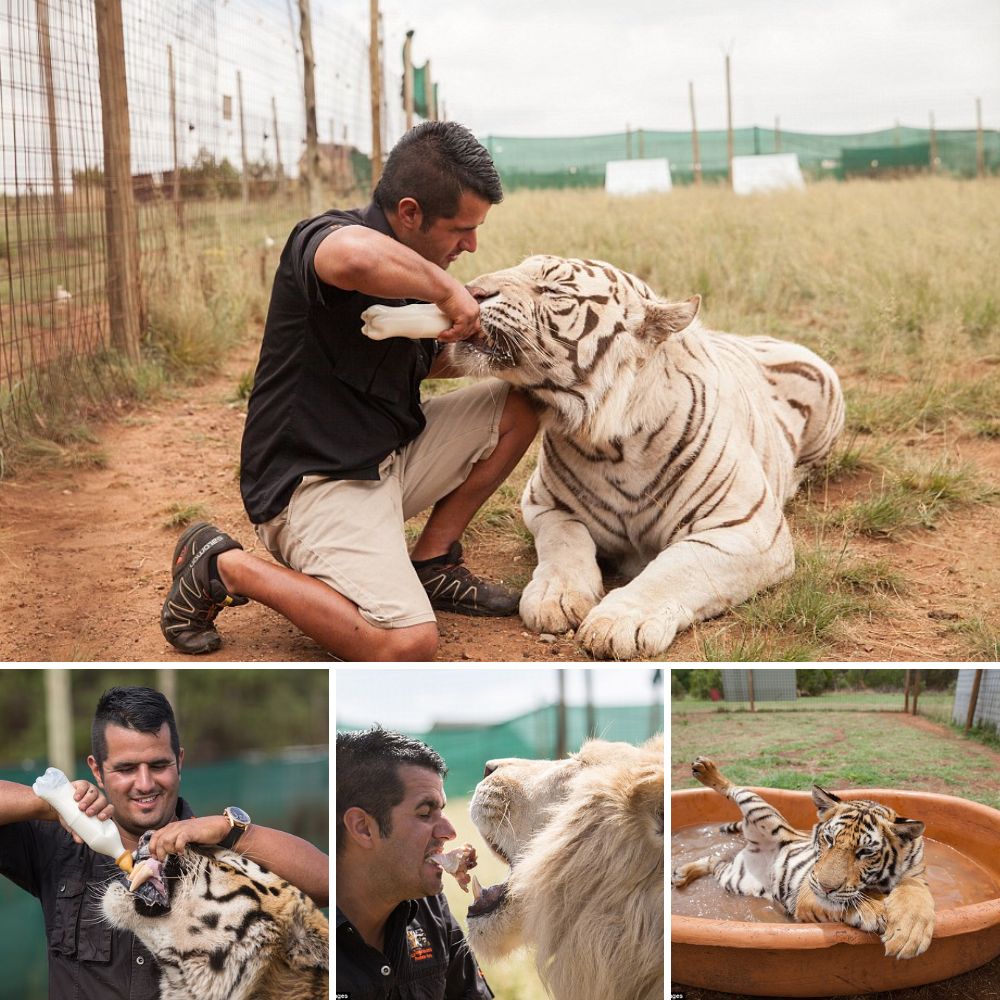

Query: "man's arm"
<box><xmin>0</xmin><ymin>778</ymin><xmax>113</xmax><ymax>841</ymax></box>
<box><xmin>313</xmin><ymin>226</ymin><xmax>479</xmax><ymax>342</ymax></box>
<box><xmin>148</xmin><ymin>816</ymin><xmax>329</xmax><ymax>908</ymax></box>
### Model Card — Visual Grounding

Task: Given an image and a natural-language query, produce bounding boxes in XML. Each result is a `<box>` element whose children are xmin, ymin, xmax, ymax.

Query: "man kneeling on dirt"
<box><xmin>160</xmin><ymin>122</ymin><xmax>538</xmax><ymax>661</ymax></box>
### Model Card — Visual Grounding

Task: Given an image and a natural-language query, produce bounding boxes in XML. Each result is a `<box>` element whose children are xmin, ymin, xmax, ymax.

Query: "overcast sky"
<box><xmin>335</xmin><ymin>667</ymin><xmax>663</xmax><ymax>731</ymax></box>
<box><xmin>347</xmin><ymin>0</ymin><xmax>999</xmax><ymax>137</ymax></box>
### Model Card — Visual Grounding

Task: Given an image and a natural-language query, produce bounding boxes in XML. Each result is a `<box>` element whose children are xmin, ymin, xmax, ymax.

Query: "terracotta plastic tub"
<box><xmin>671</xmin><ymin>787</ymin><xmax>1000</xmax><ymax>996</ymax></box>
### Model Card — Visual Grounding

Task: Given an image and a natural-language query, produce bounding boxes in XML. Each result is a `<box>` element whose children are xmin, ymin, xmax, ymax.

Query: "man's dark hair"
<box><xmin>373</xmin><ymin>121</ymin><xmax>503</xmax><ymax>228</ymax></box>
<box><xmin>91</xmin><ymin>687</ymin><xmax>181</xmax><ymax>771</ymax></box>
<box><xmin>336</xmin><ymin>725</ymin><xmax>446</xmax><ymax>855</ymax></box>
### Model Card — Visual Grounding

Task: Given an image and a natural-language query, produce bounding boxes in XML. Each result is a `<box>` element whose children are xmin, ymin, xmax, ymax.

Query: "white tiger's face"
<box><xmin>452</xmin><ymin>255</ymin><xmax>699</xmax><ymax>427</ymax></box>
<box><xmin>102</xmin><ymin>847</ymin><xmax>328</xmax><ymax>1000</ymax></box>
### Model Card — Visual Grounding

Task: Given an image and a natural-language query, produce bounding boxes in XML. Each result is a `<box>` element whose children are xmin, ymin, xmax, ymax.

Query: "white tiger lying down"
<box><xmin>672</xmin><ymin>757</ymin><xmax>935</xmax><ymax>959</ymax></box>
<box><xmin>102</xmin><ymin>833</ymin><xmax>328</xmax><ymax>1000</ymax></box>
<box><xmin>450</xmin><ymin>255</ymin><xmax>844</xmax><ymax>659</ymax></box>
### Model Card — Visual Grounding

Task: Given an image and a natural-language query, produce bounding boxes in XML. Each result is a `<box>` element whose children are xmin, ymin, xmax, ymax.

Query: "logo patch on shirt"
<box><xmin>406</xmin><ymin>924</ymin><xmax>434</xmax><ymax>962</ymax></box>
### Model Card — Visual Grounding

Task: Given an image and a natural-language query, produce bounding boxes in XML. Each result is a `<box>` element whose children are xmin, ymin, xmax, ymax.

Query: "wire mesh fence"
<box><xmin>1</xmin><ymin>0</ymin><xmax>407</xmax><ymax>450</ymax></box>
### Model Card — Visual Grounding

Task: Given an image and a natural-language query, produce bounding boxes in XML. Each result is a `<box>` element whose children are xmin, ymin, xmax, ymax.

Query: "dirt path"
<box><xmin>0</xmin><ymin>339</ymin><xmax>577</xmax><ymax>662</ymax></box>
<box><xmin>1</xmin><ymin>338</ymin><xmax>998</xmax><ymax>662</ymax></box>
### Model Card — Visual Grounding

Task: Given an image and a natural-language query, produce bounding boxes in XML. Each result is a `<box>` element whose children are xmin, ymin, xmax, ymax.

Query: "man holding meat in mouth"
<box><xmin>337</xmin><ymin>725</ymin><xmax>493</xmax><ymax>999</ymax></box>
<box><xmin>0</xmin><ymin>686</ymin><xmax>328</xmax><ymax>999</ymax></box>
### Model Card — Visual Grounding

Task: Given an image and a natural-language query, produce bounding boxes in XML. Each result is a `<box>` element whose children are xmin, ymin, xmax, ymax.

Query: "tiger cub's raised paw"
<box><xmin>691</xmin><ymin>756</ymin><xmax>730</xmax><ymax>793</ymax></box>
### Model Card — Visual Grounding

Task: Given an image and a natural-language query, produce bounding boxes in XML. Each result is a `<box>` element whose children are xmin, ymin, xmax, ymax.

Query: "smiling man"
<box><xmin>0</xmin><ymin>686</ymin><xmax>328</xmax><ymax>1000</ymax></box>
<box><xmin>160</xmin><ymin>120</ymin><xmax>538</xmax><ymax>661</ymax></box>
<box><xmin>336</xmin><ymin>725</ymin><xmax>493</xmax><ymax>999</ymax></box>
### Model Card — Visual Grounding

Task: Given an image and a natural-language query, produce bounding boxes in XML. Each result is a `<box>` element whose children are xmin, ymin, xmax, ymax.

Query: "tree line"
<box><xmin>0</xmin><ymin>670</ymin><xmax>328</xmax><ymax>766</ymax></box>
<box><xmin>671</xmin><ymin>669</ymin><xmax>959</xmax><ymax>701</ymax></box>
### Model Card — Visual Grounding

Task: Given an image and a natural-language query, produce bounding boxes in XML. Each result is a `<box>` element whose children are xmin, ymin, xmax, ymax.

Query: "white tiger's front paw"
<box><xmin>519</xmin><ymin>567</ymin><xmax>603</xmax><ymax>634</ymax></box>
<box><xmin>577</xmin><ymin>598</ymin><xmax>690</xmax><ymax>660</ymax></box>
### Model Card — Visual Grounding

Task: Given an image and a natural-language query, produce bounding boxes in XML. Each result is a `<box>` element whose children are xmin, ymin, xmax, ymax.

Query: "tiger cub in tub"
<box><xmin>671</xmin><ymin>757</ymin><xmax>935</xmax><ymax>958</ymax></box>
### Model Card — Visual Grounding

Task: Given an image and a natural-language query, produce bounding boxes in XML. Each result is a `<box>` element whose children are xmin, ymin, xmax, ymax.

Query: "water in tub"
<box><xmin>672</xmin><ymin>824</ymin><xmax>1000</xmax><ymax>922</ymax></box>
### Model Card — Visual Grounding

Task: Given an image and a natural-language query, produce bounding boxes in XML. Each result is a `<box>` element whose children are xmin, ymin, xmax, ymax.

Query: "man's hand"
<box><xmin>57</xmin><ymin>781</ymin><xmax>113</xmax><ymax>844</ymax></box>
<box><xmin>435</xmin><ymin>285</ymin><xmax>481</xmax><ymax>342</ymax></box>
<box><xmin>147</xmin><ymin>816</ymin><xmax>230</xmax><ymax>861</ymax></box>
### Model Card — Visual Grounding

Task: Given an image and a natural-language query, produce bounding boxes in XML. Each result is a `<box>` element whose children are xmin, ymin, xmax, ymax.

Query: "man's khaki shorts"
<box><xmin>256</xmin><ymin>379</ymin><xmax>510</xmax><ymax>628</ymax></box>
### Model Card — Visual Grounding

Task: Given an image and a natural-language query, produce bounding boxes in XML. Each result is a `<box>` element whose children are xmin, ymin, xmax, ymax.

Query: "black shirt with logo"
<box><xmin>336</xmin><ymin>894</ymin><xmax>494</xmax><ymax>1000</ymax></box>
<box><xmin>240</xmin><ymin>202</ymin><xmax>440</xmax><ymax>524</ymax></box>
<box><xmin>0</xmin><ymin>797</ymin><xmax>196</xmax><ymax>1000</ymax></box>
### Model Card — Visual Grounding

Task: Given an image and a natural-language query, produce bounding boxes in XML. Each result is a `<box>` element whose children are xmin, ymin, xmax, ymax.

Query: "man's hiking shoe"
<box><xmin>160</xmin><ymin>522</ymin><xmax>248</xmax><ymax>654</ymax></box>
<box><xmin>413</xmin><ymin>541</ymin><xmax>520</xmax><ymax>617</ymax></box>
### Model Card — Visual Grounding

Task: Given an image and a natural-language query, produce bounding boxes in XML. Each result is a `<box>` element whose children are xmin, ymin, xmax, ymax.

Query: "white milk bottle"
<box><xmin>32</xmin><ymin>767</ymin><xmax>133</xmax><ymax>872</ymax></box>
<box><xmin>360</xmin><ymin>303</ymin><xmax>451</xmax><ymax>340</ymax></box>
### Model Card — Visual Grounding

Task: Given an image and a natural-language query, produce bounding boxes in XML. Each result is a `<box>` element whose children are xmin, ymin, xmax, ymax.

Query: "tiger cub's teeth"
<box><xmin>128</xmin><ymin>860</ymin><xmax>154</xmax><ymax>892</ymax></box>
<box><xmin>471</xmin><ymin>874</ymin><xmax>483</xmax><ymax>901</ymax></box>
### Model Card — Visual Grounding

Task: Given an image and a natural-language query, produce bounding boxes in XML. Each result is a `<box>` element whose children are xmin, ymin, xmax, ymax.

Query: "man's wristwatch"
<box><xmin>219</xmin><ymin>806</ymin><xmax>251</xmax><ymax>849</ymax></box>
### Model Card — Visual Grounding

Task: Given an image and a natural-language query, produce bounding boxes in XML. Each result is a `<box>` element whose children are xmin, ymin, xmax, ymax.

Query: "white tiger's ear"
<box><xmin>637</xmin><ymin>294</ymin><xmax>701</xmax><ymax>341</ymax></box>
<box><xmin>812</xmin><ymin>785</ymin><xmax>842</xmax><ymax>815</ymax></box>
<box><xmin>893</xmin><ymin>818</ymin><xmax>925</xmax><ymax>841</ymax></box>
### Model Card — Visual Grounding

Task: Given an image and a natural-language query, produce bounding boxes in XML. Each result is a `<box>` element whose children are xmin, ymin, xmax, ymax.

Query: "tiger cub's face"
<box><xmin>102</xmin><ymin>847</ymin><xmax>328</xmax><ymax>1000</ymax></box>
<box><xmin>452</xmin><ymin>255</ymin><xmax>700</xmax><ymax>401</ymax></box>
<box><xmin>809</xmin><ymin>785</ymin><xmax>925</xmax><ymax>907</ymax></box>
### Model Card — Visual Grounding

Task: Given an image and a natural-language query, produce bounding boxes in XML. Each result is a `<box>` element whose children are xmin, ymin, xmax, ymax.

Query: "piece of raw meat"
<box><xmin>430</xmin><ymin>843</ymin><xmax>478</xmax><ymax>892</ymax></box>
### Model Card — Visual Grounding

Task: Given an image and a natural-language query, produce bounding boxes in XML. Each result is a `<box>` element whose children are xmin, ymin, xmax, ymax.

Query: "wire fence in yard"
<box><xmin>1</xmin><ymin>0</ymin><xmax>403</xmax><ymax>450</ymax></box>
<box><xmin>670</xmin><ymin>668</ymin><xmax>965</xmax><ymax>727</ymax></box>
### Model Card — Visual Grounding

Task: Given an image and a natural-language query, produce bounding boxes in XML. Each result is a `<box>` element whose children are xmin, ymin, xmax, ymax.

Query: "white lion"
<box><xmin>467</xmin><ymin>735</ymin><xmax>664</xmax><ymax>1000</ymax></box>
<box><xmin>452</xmin><ymin>255</ymin><xmax>844</xmax><ymax>659</ymax></box>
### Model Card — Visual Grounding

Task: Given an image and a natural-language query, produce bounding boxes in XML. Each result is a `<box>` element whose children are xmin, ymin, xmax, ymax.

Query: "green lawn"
<box><xmin>671</xmin><ymin>710</ymin><xmax>1000</xmax><ymax>810</ymax></box>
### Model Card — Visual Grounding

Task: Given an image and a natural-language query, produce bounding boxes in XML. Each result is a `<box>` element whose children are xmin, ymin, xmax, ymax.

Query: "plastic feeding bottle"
<box><xmin>361</xmin><ymin>303</ymin><xmax>451</xmax><ymax>341</ymax></box>
<box><xmin>32</xmin><ymin>767</ymin><xmax>133</xmax><ymax>873</ymax></box>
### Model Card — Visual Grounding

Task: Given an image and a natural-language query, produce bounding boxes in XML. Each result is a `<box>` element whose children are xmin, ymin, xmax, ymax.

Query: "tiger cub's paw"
<box><xmin>882</xmin><ymin>892</ymin><xmax>935</xmax><ymax>959</ymax></box>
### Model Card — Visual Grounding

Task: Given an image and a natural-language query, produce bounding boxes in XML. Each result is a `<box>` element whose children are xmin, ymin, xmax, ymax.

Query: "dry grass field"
<box><xmin>1</xmin><ymin>177</ymin><xmax>998</xmax><ymax>660</ymax></box>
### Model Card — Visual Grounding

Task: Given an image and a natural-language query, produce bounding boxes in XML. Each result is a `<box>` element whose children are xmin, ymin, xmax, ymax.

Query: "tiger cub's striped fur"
<box><xmin>451</xmin><ymin>255</ymin><xmax>844</xmax><ymax>660</ymax></box>
<box><xmin>101</xmin><ymin>846</ymin><xmax>328</xmax><ymax>1000</ymax></box>
<box><xmin>672</xmin><ymin>757</ymin><xmax>935</xmax><ymax>959</ymax></box>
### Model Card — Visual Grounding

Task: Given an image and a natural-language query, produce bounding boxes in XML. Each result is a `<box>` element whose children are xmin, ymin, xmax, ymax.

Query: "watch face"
<box><xmin>227</xmin><ymin>806</ymin><xmax>251</xmax><ymax>825</ymax></box>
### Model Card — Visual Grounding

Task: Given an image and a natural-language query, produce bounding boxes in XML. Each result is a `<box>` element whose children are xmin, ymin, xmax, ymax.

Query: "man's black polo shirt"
<box><xmin>337</xmin><ymin>894</ymin><xmax>493</xmax><ymax>1000</ymax></box>
<box><xmin>0</xmin><ymin>797</ymin><xmax>195</xmax><ymax>1000</ymax></box>
<box><xmin>240</xmin><ymin>202</ymin><xmax>440</xmax><ymax>524</ymax></box>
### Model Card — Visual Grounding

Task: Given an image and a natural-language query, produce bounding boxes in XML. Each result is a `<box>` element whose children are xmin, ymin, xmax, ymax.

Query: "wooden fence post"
<box><xmin>903</xmin><ymin>669</ymin><xmax>911</xmax><ymax>713</ymax></box>
<box><xmin>725</xmin><ymin>53</ymin><xmax>734</xmax><ymax>190</ymax></box>
<box><xmin>976</xmin><ymin>98</ymin><xmax>985</xmax><ymax>179</ymax></box>
<box><xmin>369</xmin><ymin>0</ymin><xmax>382</xmax><ymax>189</ymax></box>
<box><xmin>929</xmin><ymin>112</ymin><xmax>938</xmax><ymax>174</ymax></box>
<box><xmin>272</xmin><ymin>95</ymin><xmax>285</xmax><ymax>192</ymax></box>
<box><xmin>403</xmin><ymin>30</ymin><xmax>414</xmax><ymax>132</ymax></box>
<box><xmin>237</xmin><ymin>71</ymin><xmax>249</xmax><ymax>207</ymax></box>
<box><xmin>748</xmin><ymin>669</ymin><xmax>755</xmax><ymax>712</ymax></box>
<box><xmin>689</xmin><ymin>81</ymin><xmax>702</xmax><ymax>186</ymax></box>
<box><xmin>94</xmin><ymin>0</ymin><xmax>142</xmax><ymax>364</ymax></box>
<box><xmin>911</xmin><ymin>670</ymin><xmax>921</xmax><ymax>716</ymax></box>
<box><xmin>35</xmin><ymin>0</ymin><xmax>67</xmax><ymax>253</ymax></box>
<box><xmin>298</xmin><ymin>0</ymin><xmax>321</xmax><ymax>215</ymax></box>
<box><xmin>167</xmin><ymin>44</ymin><xmax>183</xmax><ymax>228</ymax></box>
<box><xmin>965</xmin><ymin>669</ymin><xmax>984</xmax><ymax>731</ymax></box>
